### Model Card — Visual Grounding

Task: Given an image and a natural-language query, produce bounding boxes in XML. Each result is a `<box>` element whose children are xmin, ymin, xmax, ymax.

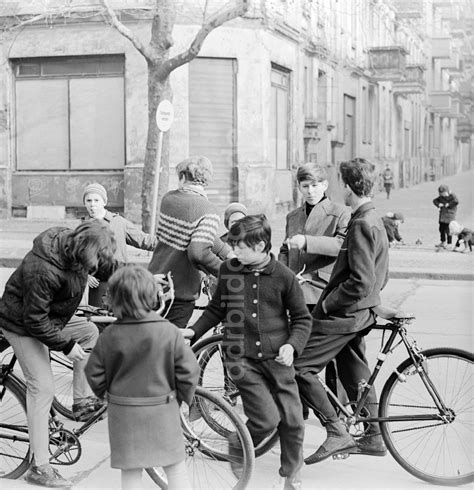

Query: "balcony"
<box><xmin>393</xmin><ymin>64</ymin><xmax>426</xmax><ymax>95</ymax></box>
<box><xmin>368</xmin><ymin>46</ymin><xmax>408</xmax><ymax>82</ymax></box>
<box><xmin>432</xmin><ymin>37</ymin><xmax>452</xmax><ymax>59</ymax></box>
<box><xmin>431</xmin><ymin>91</ymin><xmax>452</xmax><ymax>114</ymax></box>
<box><xmin>392</xmin><ymin>0</ymin><xmax>423</xmax><ymax>18</ymax></box>
<box><xmin>457</xmin><ymin>118</ymin><xmax>473</xmax><ymax>142</ymax></box>
<box><xmin>439</xmin><ymin>50</ymin><xmax>460</xmax><ymax>70</ymax></box>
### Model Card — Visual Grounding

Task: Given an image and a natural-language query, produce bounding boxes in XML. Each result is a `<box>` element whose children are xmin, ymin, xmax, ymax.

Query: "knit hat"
<box><xmin>393</xmin><ymin>212</ymin><xmax>404</xmax><ymax>222</ymax></box>
<box><xmin>83</xmin><ymin>183</ymin><xmax>107</xmax><ymax>205</ymax></box>
<box><xmin>438</xmin><ymin>184</ymin><xmax>449</xmax><ymax>193</ymax></box>
<box><xmin>224</xmin><ymin>202</ymin><xmax>248</xmax><ymax>229</ymax></box>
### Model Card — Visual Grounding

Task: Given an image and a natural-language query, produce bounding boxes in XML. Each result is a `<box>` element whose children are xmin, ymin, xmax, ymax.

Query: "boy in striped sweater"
<box><xmin>148</xmin><ymin>156</ymin><xmax>225</xmax><ymax>328</ymax></box>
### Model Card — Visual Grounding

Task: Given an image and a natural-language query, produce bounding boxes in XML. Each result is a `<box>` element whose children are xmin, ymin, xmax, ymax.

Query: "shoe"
<box><xmin>228</xmin><ymin>432</ymin><xmax>244</xmax><ymax>479</ymax></box>
<box><xmin>72</xmin><ymin>396</ymin><xmax>104</xmax><ymax>422</ymax></box>
<box><xmin>435</xmin><ymin>242</ymin><xmax>446</xmax><ymax>249</ymax></box>
<box><xmin>355</xmin><ymin>433</ymin><xmax>387</xmax><ymax>456</ymax></box>
<box><xmin>304</xmin><ymin>421</ymin><xmax>356</xmax><ymax>465</ymax></box>
<box><xmin>283</xmin><ymin>470</ymin><xmax>302</xmax><ymax>490</ymax></box>
<box><xmin>25</xmin><ymin>464</ymin><xmax>72</xmax><ymax>487</ymax></box>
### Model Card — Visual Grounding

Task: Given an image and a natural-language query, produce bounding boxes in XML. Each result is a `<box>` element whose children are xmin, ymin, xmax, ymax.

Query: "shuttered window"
<box><xmin>270</xmin><ymin>65</ymin><xmax>290</xmax><ymax>170</ymax></box>
<box><xmin>189</xmin><ymin>58</ymin><xmax>237</xmax><ymax>208</ymax></box>
<box><xmin>14</xmin><ymin>56</ymin><xmax>125</xmax><ymax>171</ymax></box>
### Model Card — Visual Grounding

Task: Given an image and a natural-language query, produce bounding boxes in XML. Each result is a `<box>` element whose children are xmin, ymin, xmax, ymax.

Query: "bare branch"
<box><xmin>101</xmin><ymin>0</ymin><xmax>151</xmax><ymax>60</ymax></box>
<box><xmin>162</xmin><ymin>0</ymin><xmax>248</xmax><ymax>75</ymax></box>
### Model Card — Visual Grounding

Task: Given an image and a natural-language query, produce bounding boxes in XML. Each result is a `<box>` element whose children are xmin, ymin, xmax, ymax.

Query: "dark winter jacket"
<box><xmin>433</xmin><ymin>193</ymin><xmax>459</xmax><ymax>223</ymax></box>
<box><xmin>191</xmin><ymin>254</ymin><xmax>312</xmax><ymax>360</ymax></box>
<box><xmin>312</xmin><ymin>202</ymin><xmax>389</xmax><ymax>334</ymax></box>
<box><xmin>0</xmin><ymin>227</ymin><xmax>87</xmax><ymax>353</ymax></box>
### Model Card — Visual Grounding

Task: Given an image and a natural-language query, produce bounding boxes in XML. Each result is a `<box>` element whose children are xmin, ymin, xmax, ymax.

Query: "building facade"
<box><xmin>0</xmin><ymin>0</ymin><xmax>472</xmax><ymax>221</ymax></box>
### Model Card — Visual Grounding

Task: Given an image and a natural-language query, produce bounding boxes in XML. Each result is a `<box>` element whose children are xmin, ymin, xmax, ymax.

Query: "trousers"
<box><xmin>295</xmin><ymin>331</ymin><xmax>380</xmax><ymax>428</ymax></box>
<box><xmin>229</xmin><ymin>357</ymin><xmax>304</xmax><ymax>477</ymax></box>
<box><xmin>2</xmin><ymin>315</ymin><xmax>98</xmax><ymax>466</ymax></box>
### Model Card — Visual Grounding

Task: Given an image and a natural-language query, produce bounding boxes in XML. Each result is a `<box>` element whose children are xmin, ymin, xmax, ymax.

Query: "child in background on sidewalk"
<box><xmin>183</xmin><ymin>215</ymin><xmax>312</xmax><ymax>490</ymax></box>
<box><xmin>85</xmin><ymin>266</ymin><xmax>199</xmax><ymax>490</ymax></box>
<box><xmin>432</xmin><ymin>184</ymin><xmax>459</xmax><ymax>249</ymax></box>
<box><xmin>382</xmin><ymin>212</ymin><xmax>405</xmax><ymax>247</ymax></box>
<box><xmin>449</xmin><ymin>221</ymin><xmax>473</xmax><ymax>253</ymax></box>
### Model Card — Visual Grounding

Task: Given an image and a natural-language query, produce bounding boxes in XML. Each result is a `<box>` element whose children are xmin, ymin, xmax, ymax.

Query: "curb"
<box><xmin>0</xmin><ymin>257</ymin><xmax>472</xmax><ymax>281</ymax></box>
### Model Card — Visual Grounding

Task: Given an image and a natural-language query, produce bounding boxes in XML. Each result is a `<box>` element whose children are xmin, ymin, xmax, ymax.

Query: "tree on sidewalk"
<box><xmin>100</xmin><ymin>0</ymin><xmax>249</xmax><ymax>230</ymax></box>
<box><xmin>1</xmin><ymin>0</ymin><xmax>249</xmax><ymax>230</ymax></box>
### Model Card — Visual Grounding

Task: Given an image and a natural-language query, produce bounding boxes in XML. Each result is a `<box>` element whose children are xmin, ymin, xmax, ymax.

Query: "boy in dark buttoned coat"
<box><xmin>85</xmin><ymin>266</ymin><xmax>199</xmax><ymax>490</ymax></box>
<box><xmin>295</xmin><ymin>158</ymin><xmax>389</xmax><ymax>465</ymax></box>
<box><xmin>184</xmin><ymin>215</ymin><xmax>312</xmax><ymax>490</ymax></box>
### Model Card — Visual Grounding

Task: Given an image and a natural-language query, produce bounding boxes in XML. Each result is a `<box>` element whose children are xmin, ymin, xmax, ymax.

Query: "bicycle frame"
<box><xmin>319</xmin><ymin>320</ymin><xmax>451</xmax><ymax>426</ymax></box>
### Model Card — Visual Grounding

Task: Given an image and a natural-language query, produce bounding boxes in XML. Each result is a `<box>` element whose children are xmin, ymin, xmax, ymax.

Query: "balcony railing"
<box><xmin>368</xmin><ymin>46</ymin><xmax>408</xmax><ymax>81</ymax></box>
<box><xmin>392</xmin><ymin>0</ymin><xmax>423</xmax><ymax>18</ymax></box>
<box><xmin>393</xmin><ymin>64</ymin><xmax>426</xmax><ymax>95</ymax></box>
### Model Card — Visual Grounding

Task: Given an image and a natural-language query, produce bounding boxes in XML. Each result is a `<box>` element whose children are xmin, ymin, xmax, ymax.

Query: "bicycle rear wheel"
<box><xmin>380</xmin><ymin>348</ymin><xmax>473</xmax><ymax>486</ymax></box>
<box><xmin>0</xmin><ymin>375</ymin><xmax>31</xmax><ymax>479</ymax></box>
<box><xmin>193</xmin><ymin>336</ymin><xmax>278</xmax><ymax>457</ymax></box>
<box><xmin>146</xmin><ymin>386</ymin><xmax>254</xmax><ymax>490</ymax></box>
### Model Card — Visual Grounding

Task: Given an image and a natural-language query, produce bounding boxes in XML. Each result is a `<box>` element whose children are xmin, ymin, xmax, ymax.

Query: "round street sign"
<box><xmin>155</xmin><ymin>100</ymin><xmax>174</xmax><ymax>132</ymax></box>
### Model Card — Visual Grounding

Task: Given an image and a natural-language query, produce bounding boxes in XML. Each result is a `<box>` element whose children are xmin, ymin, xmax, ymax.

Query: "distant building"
<box><xmin>0</xmin><ymin>0</ymin><xmax>472</xmax><ymax>221</ymax></box>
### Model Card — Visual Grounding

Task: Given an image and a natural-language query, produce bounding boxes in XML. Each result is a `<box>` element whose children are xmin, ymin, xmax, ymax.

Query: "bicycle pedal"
<box><xmin>332</xmin><ymin>452</ymin><xmax>350</xmax><ymax>460</ymax></box>
<box><xmin>332</xmin><ymin>446</ymin><xmax>360</xmax><ymax>460</ymax></box>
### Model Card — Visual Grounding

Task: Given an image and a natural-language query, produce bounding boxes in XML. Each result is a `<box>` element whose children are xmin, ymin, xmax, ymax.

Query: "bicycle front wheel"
<box><xmin>380</xmin><ymin>348</ymin><xmax>473</xmax><ymax>486</ymax></box>
<box><xmin>0</xmin><ymin>375</ymin><xmax>31</xmax><ymax>479</ymax></box>
<box><xmin>146</xmin><ymin>386</ymin><xmax>255</xmax><ymax>490</ymax></box>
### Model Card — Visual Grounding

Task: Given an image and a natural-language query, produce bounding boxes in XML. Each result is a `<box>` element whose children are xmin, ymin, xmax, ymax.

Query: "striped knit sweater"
<box><xmin>148</xmin><ymin>188</ymin><xmax>222</xmax><ymax>301</ymax></box>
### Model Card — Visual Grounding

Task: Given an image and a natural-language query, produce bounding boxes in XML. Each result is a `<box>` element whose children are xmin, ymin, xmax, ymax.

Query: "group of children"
<box><xmin>2</xmin><ymin>161</ymin><xmax>471</xmax><ymax>490</ymax></box>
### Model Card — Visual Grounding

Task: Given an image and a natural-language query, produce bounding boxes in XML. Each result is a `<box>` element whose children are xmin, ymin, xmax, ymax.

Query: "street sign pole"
<box><xmin>150</xmin><ymin>100</ymin><xmax>174</xmax><ymax>236</ymax></box>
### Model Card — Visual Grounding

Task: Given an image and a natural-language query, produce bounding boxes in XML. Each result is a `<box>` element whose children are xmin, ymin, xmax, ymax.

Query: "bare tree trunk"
<box><xmin>142</xmin><ymin>60</ymin><xmax>172</xmax><ymax>231</ymax></box>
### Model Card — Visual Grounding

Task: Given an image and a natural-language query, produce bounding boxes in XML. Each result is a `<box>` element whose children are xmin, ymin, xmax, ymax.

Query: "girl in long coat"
<box><xmin>85</xmin><ymin>265</ymin><xmax>199</xmax><ymax>490</ymax></box>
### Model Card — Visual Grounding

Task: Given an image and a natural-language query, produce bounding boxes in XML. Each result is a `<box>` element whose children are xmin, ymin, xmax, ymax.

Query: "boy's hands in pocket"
<box><xmin>276</xmin><ymin>344</ymin><xmax>295</xmax><ymax>366</ymax></box>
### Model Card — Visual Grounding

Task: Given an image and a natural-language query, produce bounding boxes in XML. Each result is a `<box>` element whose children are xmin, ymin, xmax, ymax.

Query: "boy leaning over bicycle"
<box><xmin>183</xmin><ymin>215</ymin><xmax>311</xmax><ymax>490</ymax></box>
<box><xmin>295</xmin><ymin>158</ymin><xmax>389</xmax><ymax>465</ymax></box>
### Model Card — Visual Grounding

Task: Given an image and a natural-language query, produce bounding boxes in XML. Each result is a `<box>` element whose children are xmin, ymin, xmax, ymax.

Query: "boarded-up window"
<box><xmin>14</xmin><ymin>56</ymin><xmax>125</xmax><ymax>171</ymax></box>
<box><xmin>189</xmin><ymin>58</ymin><xmax>237</xmax><ymax>208</ymax></box>
<box><xmin>270</xmin><ymin>65</ymin><xmax>290</xmax><ymax>170</ymax></box>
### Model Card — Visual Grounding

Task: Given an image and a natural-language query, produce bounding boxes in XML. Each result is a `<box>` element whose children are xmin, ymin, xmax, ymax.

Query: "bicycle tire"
<box><xmin>379</xmin><ymin>347</ymin><xmax>473</xmax><ymax>486</ymax></box>
<box><xmin>145</xmin><ymin>386</ymin><xmax>254</xmax><ymax>490</ymax></box>
<box><xmin>193</xmin><ymin>335</ymin><xmax>279</xmax><ymax>457</ymax></box>
<box><xmin>0</xmin><ymin>374</ymin><xmax>31</xmax><ymax>479</ymax></box>
<box><xmin>49</xmin><ymin>352</ymin><xmax>75</xmax><ymax>420</ymax></box>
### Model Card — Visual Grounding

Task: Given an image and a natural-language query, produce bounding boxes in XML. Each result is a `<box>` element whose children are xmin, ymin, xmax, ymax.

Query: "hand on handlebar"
<box><xmin>287</xmin><ymin>235</ymin><xmax>306</xmax><ymax>250</ymax></box>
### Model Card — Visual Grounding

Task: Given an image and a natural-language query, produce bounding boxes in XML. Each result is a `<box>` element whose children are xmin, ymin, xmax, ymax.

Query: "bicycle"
<box><xmin>190</xmin><ymin>305</ymin><xmax>473</xmax><ymax>486</ymax></box>
<box><xmin>0</xmin><ymin>350</ymin><xmax>255</xmax><ymax>489</ymax></box>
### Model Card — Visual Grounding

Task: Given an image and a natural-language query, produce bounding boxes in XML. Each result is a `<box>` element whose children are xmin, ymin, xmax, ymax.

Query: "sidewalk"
<box><xmin>1</xmin><ymin>170</ymin><xmax>473</xmax><ymax>279</ymax></box>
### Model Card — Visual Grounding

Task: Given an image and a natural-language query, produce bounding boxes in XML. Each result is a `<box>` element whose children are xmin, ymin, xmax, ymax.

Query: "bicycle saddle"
<box><xmin>372</xmin><ymin>305</ymin><xmax>416</xmax><ymax>321</ymax></box>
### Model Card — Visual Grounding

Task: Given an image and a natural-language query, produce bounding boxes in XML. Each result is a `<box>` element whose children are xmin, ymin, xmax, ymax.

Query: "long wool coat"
<box><xmin>85</xmin><ymin>312</ymin><xmax>199</xmax><ymax>469</ymax></box>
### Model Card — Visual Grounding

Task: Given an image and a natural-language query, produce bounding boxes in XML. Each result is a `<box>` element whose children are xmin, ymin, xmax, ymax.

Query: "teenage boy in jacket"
<box><xmin>295</xmin><ymin>158</ymin><xmax>390</xmax><ymax>465</ymax></box>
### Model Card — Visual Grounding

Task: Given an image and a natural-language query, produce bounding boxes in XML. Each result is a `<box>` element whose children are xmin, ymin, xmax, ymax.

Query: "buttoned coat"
<box><xmin>312</xmin><ymin>202</ymin><xmax>389</xmax><ymax>334</ymax></box>
<box><xmin>191</xmin><ymin>255</ymin><xmax>312</xmax><ymax>360</ymax></box>
<box><xmin>85</xmin><ymin>312</ymin><xmax>199</xmax><ymax>469</ymax></box>
<box><xmin>279</xmin><ymin>198</ymin><xmax>350</xmax><ymax>303</ymax></box>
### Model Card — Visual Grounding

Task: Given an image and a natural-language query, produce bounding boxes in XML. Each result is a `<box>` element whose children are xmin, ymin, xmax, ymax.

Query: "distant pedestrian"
<box><xmin>449</xmin><ymin>221</ymin><xmax>472</xmax><ymax>253</ymax></box>
<box><xmin>382</xmin><ymin>212</ymin><xmax>405</xmax><ymax>247</ymax></box>
<box><xmin>382</xmin><ymin>166</ymin><xmax>394</xmax><ymax>199</ymax></box>
<box><xmin>433</xmin><ymin>185</ymin><xmax>459</xmax><ymax>249</ymax></box>
<box><xmin>85</xmin><ymin>265</ymin><xmax>199</xmax><ymax>490</ymax></box>
<box><xmin>82</xmin><ymin>183</ymin><xmax>157</xmax><ymax>307</ymax></box>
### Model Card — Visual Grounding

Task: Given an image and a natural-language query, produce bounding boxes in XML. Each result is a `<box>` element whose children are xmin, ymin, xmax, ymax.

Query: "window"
<box><xmin>14</xmin><ymin>56</ymin><xmax>125</xmax><ymax>171</ymax></box>
<box><xmin>270</xmin><ymin>65</ymin><xmax>290</xmax><ymax>170</ymax></box>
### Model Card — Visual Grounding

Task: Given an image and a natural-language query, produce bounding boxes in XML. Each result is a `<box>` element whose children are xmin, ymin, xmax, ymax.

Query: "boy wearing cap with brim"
<box><xmin>82</xmin><ymin>183</ymin><xmax>157</xmax><ymax>307</ymax></box>
<box><xmin>433</xmin><ymin>184</ymin><xmax>459</xmax><ymax>249</ymax></box>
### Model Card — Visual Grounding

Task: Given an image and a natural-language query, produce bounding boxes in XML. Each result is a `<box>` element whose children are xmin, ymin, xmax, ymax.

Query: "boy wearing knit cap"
<box><xmin>221</xmin><ymin>202</ymin><xmax>248</xmax><ymax>243</ymax></box>
<box><xmin>433</xmin><ymin>184</ymin><xmax>459</xmax><ymax>249</ymax></box>
<box><xmin>82</xmin><ymin>183</ymin><xmax>157</xmax><ymax>307</ymax></box>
